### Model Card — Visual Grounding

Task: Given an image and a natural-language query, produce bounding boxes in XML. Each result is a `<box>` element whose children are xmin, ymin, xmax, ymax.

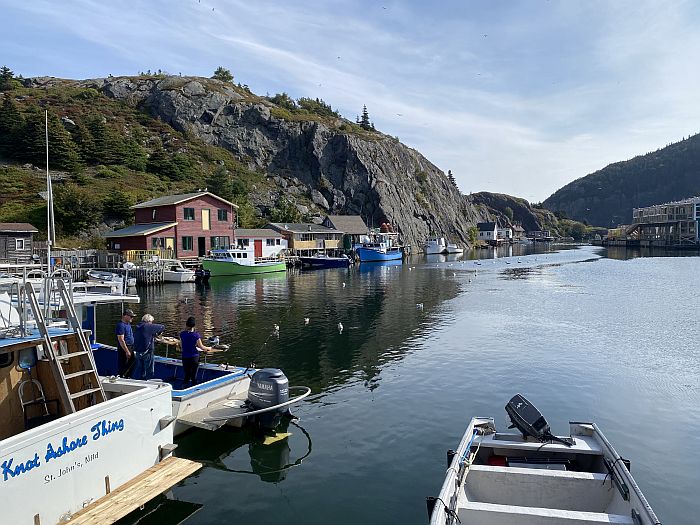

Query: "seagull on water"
<box><xmin>304</xmin><ymin>317</ymin><xmax>310</xmax><ymax>325</ymax></box>
<box><xmin>337</xmin><ymin>322</ymin><xmax>344</xmax><ymax>334</ymax></box>
<box><xmin>416</xmin><ymin>303</ymin><xmax>424</xmax><ymax>309</ymax></box>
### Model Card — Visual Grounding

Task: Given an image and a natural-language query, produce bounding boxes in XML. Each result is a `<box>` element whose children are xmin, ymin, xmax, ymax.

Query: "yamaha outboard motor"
<box><xmin>247</xmin><ymin>368</ymin><xmax>289</xmax><ymax>430</ymax></box>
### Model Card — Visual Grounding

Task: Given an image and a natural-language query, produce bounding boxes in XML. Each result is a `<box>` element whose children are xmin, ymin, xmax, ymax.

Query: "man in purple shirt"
<box><xmin>132</xmin><ymin>313</ymin><xmax>165</xmax><ymax>380</ymax></box>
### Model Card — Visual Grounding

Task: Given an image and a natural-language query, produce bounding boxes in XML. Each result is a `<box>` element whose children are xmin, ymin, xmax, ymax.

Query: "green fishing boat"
<box><xmin>202</xmin><ymin>249</ymin><xmax>287</xmax><ymax>276</ymax></box>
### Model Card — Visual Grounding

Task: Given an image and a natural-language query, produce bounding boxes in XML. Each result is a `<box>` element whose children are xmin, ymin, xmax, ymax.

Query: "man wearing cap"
<box><xmin>116</xmin><ymin>309</ymin><xmax>135</xmax><ymax>377</ymax></box>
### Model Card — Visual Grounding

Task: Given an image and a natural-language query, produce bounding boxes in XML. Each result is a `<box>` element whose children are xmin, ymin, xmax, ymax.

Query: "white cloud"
<box><xmin>3</xmin><ymin>0</ymin><xmax>700</xmax><ymax>201</ymax></box>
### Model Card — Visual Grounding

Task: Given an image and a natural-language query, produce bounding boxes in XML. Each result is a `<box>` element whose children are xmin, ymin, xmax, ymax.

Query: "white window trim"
<box><xmin>15</xmin><ymin>238</ymin><xmax>28</xmax><ymax>251</ymax></box>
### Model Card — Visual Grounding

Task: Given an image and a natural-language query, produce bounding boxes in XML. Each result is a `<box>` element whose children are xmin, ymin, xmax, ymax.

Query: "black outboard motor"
<box><xmin>505</xmin><ymin>394</ymin><xmax>573</xmax><ymax>446</ymax></box>
<box><xmin>505</xmin><ymin>393</ymin><xmax>551</xmax><ymax>440</ymax></box>
<box><xmin>247</xmin><ymin>368</ymin><xmax>289</xmax><ymax>430</ymax></box>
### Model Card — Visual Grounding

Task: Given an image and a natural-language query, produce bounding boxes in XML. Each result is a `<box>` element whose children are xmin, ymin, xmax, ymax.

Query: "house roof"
<box><xmin>512</xmin><ymin>224</ymin><xmax>525</xmax><ymax>232</ymax></box>
<box><xmin>234</xmin><ymin>228</ymin><xmax>284</xmax><ymax>238</ymax></box>
<box><xmin>0</xmin><ymin>223</ymin><xmax>38</xmax><ymax>233</ymax></box>
<box><xmin>323</xmin><ymin>215</ymin><xmax>368</xmax><ymax>235</ymax></box>
<box><xmin>132</xmin><ymin>191</ymin><xmax>238</xmax><ymax>209</ymax></box>
<box><xmin>477</xmin><ymin>222</ymin><xmax>497</xmax><ymax>231</ymax></box>
<box><xmin>104</xmin><ymin>222</ymin><xmax>178</xmax><ymax>238</ymax></box>
<box><xmin>266</xmin><ymin>222</ymin><xmax>341</xmax><ymax>234</ymax></box>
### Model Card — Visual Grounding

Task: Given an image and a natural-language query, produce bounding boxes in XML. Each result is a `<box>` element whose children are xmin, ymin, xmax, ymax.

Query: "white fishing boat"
<box><xmin>446</xmin><ymin>242</ymin><xmax>463</xmax><ymax>254</ymax></box>
<box><xmin>161</xmin><ymin>259</ymin><xmax>196</xmax><ymax>282</ymax></box>
<box><xmin>429</xmin><ymin>394</ymin><xmax>661</xmax><ymax>525</ymax></box>
<box><xmin>425</xmin><ymin>236</ymin><xmax>448</xmax><ymax>254</ymax></box>
<box><xmin>0</xmin><ymin>278</ymin><xmax>195</xmax><ymax>525</ymax></box>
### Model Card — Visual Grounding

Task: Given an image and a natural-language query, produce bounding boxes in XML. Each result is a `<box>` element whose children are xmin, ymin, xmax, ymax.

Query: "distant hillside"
<box><xmin>470</xmin><ymin>192</ymin><xmax>591</xmax><ymax>240</ymax></box>
<box><xmin>543</xmin><ymin>133</ymin><xmax>700</xmax><ymax>227</ymax></box>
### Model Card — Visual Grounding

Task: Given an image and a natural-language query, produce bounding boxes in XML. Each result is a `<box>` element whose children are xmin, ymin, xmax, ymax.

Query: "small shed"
<box><xmin>0</xmin><ymin>223</ymin><xmax>38</xmax><ymax>264</ymax></box>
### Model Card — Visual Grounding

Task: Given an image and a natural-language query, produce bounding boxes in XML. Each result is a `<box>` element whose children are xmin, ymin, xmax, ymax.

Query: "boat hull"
<box><xmin>355</xmin><ymin>247</ymin><xmax>402</xmax><ymax>262</ymax></box>
<box><xmin>299</xmin><ymin>256</ymin><xmax>350</xmax><ymax>269</ymax></box>
<box><xmin>163</xmin><ymin>270</ymin><xmax>196</xmax><ymax>282</ymax></box>
<box><xmin>2</xmin><ymin>379</ymin><xmax>173</xmax><ymax>525</ymax></box>
<box><xmin>202</xmin><ymin>259</ymin><xmax>286</xmax><ymax>276</ymax></box>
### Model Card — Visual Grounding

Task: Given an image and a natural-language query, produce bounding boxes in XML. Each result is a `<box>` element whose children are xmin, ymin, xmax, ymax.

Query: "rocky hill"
<box><xmin>543</xmin><ymin>133</ymin><xmax>700</xmax><ymax>226</ymax></box>
<box><xmin>1</xmin><ymin>74</ymin><xmax>493</xmax><ymax>248</ymax></box>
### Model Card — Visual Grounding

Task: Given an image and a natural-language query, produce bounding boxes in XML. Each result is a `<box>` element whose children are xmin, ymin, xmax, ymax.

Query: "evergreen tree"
<box><xmin>0</xmin><ymin>96</ymin><xmax>25</xmax><ymax>156</ymax></box>
<box><xmin>360</xmin><ymin>105</ymin><xmax>371</xmax><ymax>130</ymax></box>
<box><xmin>447</xmin><ymin>169</ymin><xmax>457</xmax><ymax>187</ymax></box>
<box><xmin>20</xmin><ymin>109</ymin><xmax>81</xmax><ymax>171</ymax></box>
<box><xmin>121</xmin><ymin>136</ymin><xmax>147</xmax><ymax>171</ymax></box>
<box><xmin>212</xmin><ymin>67</ymin><xmax>233</xmax><ymax>83</ymax></box>
<box><xmin>206</xmin><ymin>164</ymin><xmax>233</xmax><ymax>201</ymax></box>
<box><xmin>70</xmin><ymin>121</ymin><xmax>96</xmax><ymax>163</ymax></box>
<box><xmin>0</xmin><ymin>66</ymin><xmax>19</xmax><ymax>90</ymax></box>
<box><xmin>54</xmin><ymin>183</ymin><xmax>103</xmax><ymax>235</ymax></box>
<box><xmin>103</xmin><ymin>190</ymin><xmax>135</xmax><ymax>224</ymax></box>
<box><xmin>85</xmin><ymin>114</ymin><xmax>125</xmax><ymax>165</ymax></box>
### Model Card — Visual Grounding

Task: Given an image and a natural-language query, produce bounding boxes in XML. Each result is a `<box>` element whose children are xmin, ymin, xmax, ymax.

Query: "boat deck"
<box><xmin>0</xmin><ymin>326</ymin><xmax>73</xmax><ymax>352</ymax></box>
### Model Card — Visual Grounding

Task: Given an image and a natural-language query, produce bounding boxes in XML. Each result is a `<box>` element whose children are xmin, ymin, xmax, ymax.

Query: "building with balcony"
<box><xmin>631</xmin><ymin>196</ymin><xmax>700</xmax><ymax>246</ymax></box>
<box><xmin>265</xmin><ymin>223</ymin><xmax>343</xmax><ymax>255</ymax></box>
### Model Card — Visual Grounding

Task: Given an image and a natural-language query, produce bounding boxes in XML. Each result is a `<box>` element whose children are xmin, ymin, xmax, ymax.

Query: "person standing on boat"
<box><xmin>115</xmin><ymin>309</ymin><xmax>135</xmax><ymax>377</ymax></box>
<box><xmin>132</xmin><ymin>313</ymin><xmax>165</xmax><ymax>380</ymax></box>
<box><xmin>180</xmin><ymin>316</ymin><xmax>213</xmax><ymax>387</ymax></box>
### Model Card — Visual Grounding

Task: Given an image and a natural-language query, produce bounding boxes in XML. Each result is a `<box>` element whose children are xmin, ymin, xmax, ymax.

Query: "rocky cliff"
<box><xmin>72</xmin><ymin>75</ymin><xmax>487</xmax><ymax>248</ymax></box>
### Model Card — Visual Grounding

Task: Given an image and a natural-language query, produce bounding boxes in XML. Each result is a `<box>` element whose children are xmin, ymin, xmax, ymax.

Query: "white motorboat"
<box><xmin>429</xmin><ymin>394</ymin><xmax>661</xmax><ymax>525</ymax></box>
<box><xmin>424</xmin><ymin>236</ymin><xmax>448</xmax><ymax>254</ymax></box>
<box><xmin>86</xmin><ymin>269</ymin><xmax>135</xmax><ymax>292</ymax></box>
<box><xmin>446</xmin><ymin>242</ymin><xmax>463</xmax><ymax>254</ymax></box>
<box><xmin>0</xmin><ymin>278</ymin><xmax>194</xmax><ymax>525</ymax></box>
<box><xmin>161</xmin><ymin>259</ymin><xmax>196</xmax><ymax>282</ymax></box>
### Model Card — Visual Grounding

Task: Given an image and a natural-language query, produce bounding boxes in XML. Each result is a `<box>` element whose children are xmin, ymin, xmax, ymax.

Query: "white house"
<box><xmin>477</xmin><ymin>222</ymin><xmax>498</xmax><ymax>243</ymax></box>
<box><xmin>233</xmin><ymin>228</ymin><xmax>288</xmax><ymax>257</ymax></box>
<box><xmin>497</xmin><ymin>227</ymin><xmax>513</xmax><ymax>242</ymax></box>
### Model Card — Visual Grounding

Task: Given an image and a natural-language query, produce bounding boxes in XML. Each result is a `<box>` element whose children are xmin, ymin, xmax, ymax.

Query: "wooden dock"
<box><xmin>66</xmin><ymin>457</ymin><xmax>201</xmax><ymax>525</ymax></box>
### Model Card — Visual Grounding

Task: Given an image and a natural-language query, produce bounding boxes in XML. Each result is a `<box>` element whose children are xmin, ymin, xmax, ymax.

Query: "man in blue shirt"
<box><xmin>132</xmin><ymin>313</ymin><xmax>165</xmax><ymax>380</ymax></box>
<box><xmin>115</xmin><ymin>309</ymin><xmax>135</xmax><ymax>377</ymax></box>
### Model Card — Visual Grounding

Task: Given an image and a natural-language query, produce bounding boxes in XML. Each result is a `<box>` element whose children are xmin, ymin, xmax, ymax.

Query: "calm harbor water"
<box><xmin>102</xmin><ymin>245</ymin><xmax>699</xmax><ymax>525</ymax></box>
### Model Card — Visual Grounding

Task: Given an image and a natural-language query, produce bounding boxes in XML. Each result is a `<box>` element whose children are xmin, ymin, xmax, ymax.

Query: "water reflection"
<box><xmin>175</xmin><ymin>419</ymin><xmax>312</xmax><ymax>484</ymax></box>
<box><xmin>605</xmin><ymin>246</ymin><xmax>700</xmax><ymax>260</ymax></box>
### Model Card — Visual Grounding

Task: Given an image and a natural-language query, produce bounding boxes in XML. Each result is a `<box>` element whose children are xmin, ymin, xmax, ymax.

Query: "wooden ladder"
<box><xmin>25</xmin><ymin>281</ymin><xmax>107</xmax><ymax>414</ymax></box>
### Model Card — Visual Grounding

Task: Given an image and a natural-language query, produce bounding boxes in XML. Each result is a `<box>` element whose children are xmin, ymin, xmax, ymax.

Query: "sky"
<box><xmin>2</xmin><ymin>0</ymin><xmax>700</xmax><ymax>202</ymax></box>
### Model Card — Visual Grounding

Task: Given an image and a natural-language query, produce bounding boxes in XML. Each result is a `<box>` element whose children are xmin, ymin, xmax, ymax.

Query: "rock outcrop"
<box><xmin>84</xmin><ymin>76</ymin><xmax>489</xmax><ymax>248</ymax></box>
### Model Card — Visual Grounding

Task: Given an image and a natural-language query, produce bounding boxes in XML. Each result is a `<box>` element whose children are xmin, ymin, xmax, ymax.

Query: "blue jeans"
<box><xmin>132</xmin><ymin>350</ymin><xmax>155</xmax><ymax>380</ymax></box>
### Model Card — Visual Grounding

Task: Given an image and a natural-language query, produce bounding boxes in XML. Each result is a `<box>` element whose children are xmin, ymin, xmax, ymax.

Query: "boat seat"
<box><xmin>457</xmin><ymin>501</ymin><xmax>634</xmax><ymax>525</ymax></box>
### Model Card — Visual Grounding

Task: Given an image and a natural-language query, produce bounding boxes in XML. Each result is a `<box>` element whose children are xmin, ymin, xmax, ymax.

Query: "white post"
<box><xmin>45</xmin><ymin>110</ymin><xmax>52</xmax><ymax>274</ymax></box>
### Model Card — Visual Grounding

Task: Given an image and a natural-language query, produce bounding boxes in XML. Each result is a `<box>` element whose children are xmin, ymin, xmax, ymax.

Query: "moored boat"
<box><xmin>202</xmin><ymin>248</ymin><xmax>286</xmax><ymax>276</ymax></box>
<box><xmin>299</xmin><ymin>253</ymin><xmax>351</xmax><ymax>269</ymax></box>
<box><xmin>425</xmin><ymin>236</ymin><xmax>448</xmax><ymax>254</ymax></box>
<box><xmin>0</xmin><ymin>279</ymin><xmax>183</xmax><ymax>525</ymax></box>
<box><xmin>446</xmin><ymin>242</ymin><xmax>463</xmax><ymax>254</ymax></box>
<box><xmin>428</xmin><ymin>394</ymin><xmax>661</xmax><ymax>525</ymax></box>
<box><xmin>354</xmin><ymin>231</ymin><xmax>403</xmax><ymax>262</ymax></box>
<box><xmin>161</xmin><ymin>259</ymin><xmax>196</xmax><ymax>282</ymax></box>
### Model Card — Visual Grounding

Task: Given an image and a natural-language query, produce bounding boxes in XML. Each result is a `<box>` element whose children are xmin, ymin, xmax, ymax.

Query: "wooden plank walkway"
<box><xmin>67</xmin><ymin>457</ymin><xmax>202</xmax><ymax>525</ymax></box>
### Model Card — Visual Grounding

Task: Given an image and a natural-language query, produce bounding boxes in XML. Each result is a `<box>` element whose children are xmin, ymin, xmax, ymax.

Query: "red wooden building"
<box><xmin>105</xmin><ymin>192</ymin><xmax>237</xmax><ymax>258</ymax></box>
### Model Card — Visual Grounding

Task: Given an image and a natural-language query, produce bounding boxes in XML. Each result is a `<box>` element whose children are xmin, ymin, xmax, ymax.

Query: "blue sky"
<box><xmin>2</xmin><ymin>0</ymin><xmax>699</xmax><ymax>202</ymax></box>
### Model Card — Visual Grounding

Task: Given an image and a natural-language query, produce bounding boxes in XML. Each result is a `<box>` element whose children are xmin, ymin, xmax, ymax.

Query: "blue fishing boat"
<box><xmin>299</xmin><ymin>254</ymin><xmax>351</xmax><ymax>269</ymax></box>
<box><xmin>354</xmin><ymin>231</ymin><xmax>403</xmax><ymax>262</ymax></box>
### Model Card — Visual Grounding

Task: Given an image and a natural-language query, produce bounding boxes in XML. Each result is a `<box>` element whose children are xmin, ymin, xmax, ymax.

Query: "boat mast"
<box><xmin>45</xmin><ymin>110</ymin><xmax>55</xmax><ymax>273</ymax></box>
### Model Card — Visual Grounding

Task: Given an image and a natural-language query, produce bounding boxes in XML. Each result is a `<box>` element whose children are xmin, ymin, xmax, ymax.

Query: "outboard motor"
<box><xmin>505</xmin><ymin>393</ymin><xmax>550</xmax><ymax>440</ymax></box>
<box><xmin>505</xmin><ymin>394</ymin><xmax>573</xmax><ymax>446</ymax></box>
<box><xmin>247</xmin><ymin>368</ymin><xmax>289</xmax><ymax>430</ymax></box>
